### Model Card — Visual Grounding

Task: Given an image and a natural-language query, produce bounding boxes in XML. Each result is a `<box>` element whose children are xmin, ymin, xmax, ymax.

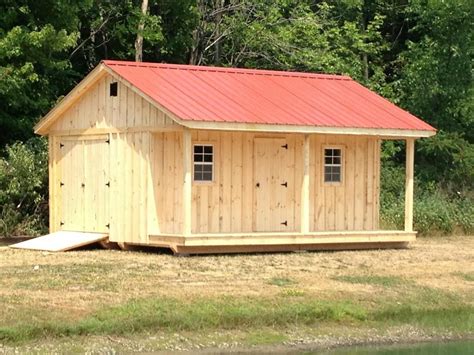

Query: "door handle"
<box><xmin>256</xmin><ymin>182</ymin><xmax>260</xmax><ymax>188</ymax></box>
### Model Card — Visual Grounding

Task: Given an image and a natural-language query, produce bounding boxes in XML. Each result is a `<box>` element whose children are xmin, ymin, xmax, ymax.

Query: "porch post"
<box><xmin>301</xmin><ymin>134</ymin><xmax>310</xmax><ymax>234</ymax></box>
<box><xmin>404</xmin><ymin>138</ymin><xmax>415</xmax><ymax>232</ymax></box>
<box><xmin>183</xmin><ymin>128</ymin><xmax>192</xmax><ymax>236</ymax></box>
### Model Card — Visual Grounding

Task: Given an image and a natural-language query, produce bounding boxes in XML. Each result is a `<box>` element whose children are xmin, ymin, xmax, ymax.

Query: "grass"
<box><xmin>333</xmin><ymin>275</ymin><xmax>403</xmax><ymax>287</ymax></box>
<box><xmin>268</xmin><ymin>277</ymin><xmax>295</xmax><ymax>287</ymax></box>
<box><xmin>0</xmin><ymin>297</ymin><xmax>367</xmax><ymax>343</ymax></box>
<box><xmin>1</xmin><ymin>291</ymin><xmax>472</xmax><ymax>344</ymax></box>
<box><xmin>454</xmin><ymin>272</ymin><xmax>474</xmax><ymax>282</ymax></box>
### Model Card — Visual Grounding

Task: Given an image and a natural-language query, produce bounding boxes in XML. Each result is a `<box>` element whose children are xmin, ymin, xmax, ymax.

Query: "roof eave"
<box><xmin>179</xmin><ymin>120</ymin><xmax>436</xmax><ymax>138</ymax></box>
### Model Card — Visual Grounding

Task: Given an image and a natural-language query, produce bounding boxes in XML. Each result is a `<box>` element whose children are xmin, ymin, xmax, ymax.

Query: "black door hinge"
<box><xmin>60</xmin><ymin>182</ymin><xmax>64</xmax><ymax>187</ymax></box>
<box><xmin>105</xmin><ymin>138</ymin><xmax>110</xmax><ymax>144</ymax></box>
<box><xmin>281</xmin><ymin>144</ymin><xmax>288</xmax><ymax>149</ymax></box>
<box><xmin>59</xmin><ymin>142</ymin><xmax>64</xmax><ymax>148</ymax></box>
<box><xmin>105</xmin><ymin>223</ymin><xmax>110</xmax><ymax>229</ymax></box>
<box><xmin>60</xmin><ymin>221</ymin><xmax>64</xmax><ymax>226</ymax></box>
<box><xmin>281</xmin><ymin>182</ymin><xmax>288</xmax><ymax>187</ymax></box>
<box><xmin>105</xmin><ymin>181</ymin><xmax>110</xmax><ymax>187</ymax></box>
<box><xmin>281</xmin><ymin>220</ymin><xmax>288</xmax><ymax>226</ymax></box>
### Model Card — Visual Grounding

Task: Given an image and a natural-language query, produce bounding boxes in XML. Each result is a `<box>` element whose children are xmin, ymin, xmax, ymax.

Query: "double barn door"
<box><xmin>254</xmin><ymin>138</ymin><xmax>294</xmax><ymax>232</ymax></box>
<box><xmin>58</xmin><ymin>136</ymin><xmax>110</xmax><ymax>233</ymax></box>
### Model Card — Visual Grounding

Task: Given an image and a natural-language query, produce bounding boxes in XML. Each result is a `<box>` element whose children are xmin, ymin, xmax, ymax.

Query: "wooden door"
<box><xmin>59</xmin><ymin>137</ymin><xmax>110</xmax><ymax>233</ymax></box>
<box><xmin>253</xmin><ymin>138</ymin><xmax>293</xmax><ymax>232</ymax></box>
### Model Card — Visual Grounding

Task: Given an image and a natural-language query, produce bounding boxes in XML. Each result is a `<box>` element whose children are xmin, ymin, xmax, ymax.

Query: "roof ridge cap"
<box><xmin>102</xmin><ymin>60</ymin><xmax>352</xmax><ymax>81</ymax></box>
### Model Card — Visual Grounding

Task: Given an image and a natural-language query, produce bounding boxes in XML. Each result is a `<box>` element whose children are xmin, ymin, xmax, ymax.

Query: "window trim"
<box><xmin>322</xmin><ymin>145</ymin><xmax>344</xmax><ymax>186</ymax></box>
<box><xmin>192</xmin><ymin>143</ymin><xmax>215</xmax><ymax>184</ymax></box>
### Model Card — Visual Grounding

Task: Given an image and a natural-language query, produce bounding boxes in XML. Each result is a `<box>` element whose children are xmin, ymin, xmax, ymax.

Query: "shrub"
<box><xmin>0</xmin><ymin>138</ymin><xmax>48</xmax><ymax>237</ymax></box>
<box><xmin>380</xmin><ymin>163</ymin><xmax>473</xmax><ymax>235</ymax></box>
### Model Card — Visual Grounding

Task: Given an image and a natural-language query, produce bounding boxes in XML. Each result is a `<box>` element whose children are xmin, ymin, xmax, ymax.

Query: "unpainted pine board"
<box><xmin>344</xmin><ymin>136</ymin><xmax>355</xmax><ymax>230</ymax></box>
<box><xmin>97</xmin><ymin>77</ymin><xmax>106</xmax><ymax>127</ymax></box>
<box><xmin>175</xmin><ymin>132</ymin><xmax>185</xmax><ymax>234</ymax></box>
<box><xmin>135</xmin><ymin>93</ymin><xmax>143</xmax><ymax>126</ymax></box>
<box><xmin>151</xmin><ymin>133</ymin><xmax>163</xmax><ymax>234</ymax></box>
<box><xmin>10</xmin><ymin>231</ymin><xmax>108</xmax><ymax>252</ymax></box>
<box><xmin>220</xmin><ymin>132</ymin><xmax>232</xmax><ymax>232</ymax></box>
<box><xmin>293</xmin><ymin>135</ymin><xmax>303</xmax><ymax>231</ymax></box>
<box><xmin>241</xmin><ymin>132</ymin><xmax>253</xmax><ymax>232</ymax></box>
<box><xmin>335</xmin><ymin>137</ymin><xmax>346</xmax><ymax>230</ymax></box>
<box><xmin>365</xmin><ymin>138</ymin><xmax>375</xmax><ymax>230</ymax></box>
<box><xmin>208</xmin><ymin>131</ymin><xmax>221</xmax><ymax>233</ymax></box>
<box><xmin>141</xmin><ymin>132</ymin><xmax>150</xmax><ymax>243</ymax></box>
<box><xmin>231</xmin><ymin>132</ymin><xmax>243</xmax><ymax>232</ymax></box>
<box><xmin>286</xmin><ymin>135</ymin><xmax>296</xmax><ymax>231</ymax></box>
<box><xmin>354</xmin><ymin>137</ymin><xmax>367</xmax><ymax>230</ymax></box>
<box><xmin>374</xmin><ymin>139</ymin><xmax>381</xmax><ymax>229</ymax></box>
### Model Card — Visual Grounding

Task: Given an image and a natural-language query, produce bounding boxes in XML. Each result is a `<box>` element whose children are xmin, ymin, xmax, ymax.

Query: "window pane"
<box><xmin>333</xmin><ymin>157</ymin><xmax>341</xmax><ymax>164</ymax></box>
<box><xmin>204</xmin><ymin>146</ymin><xmax>213</xmax><ymax>154</ymax></box>
<box><xmin>194</xmin><ymin>145</ymin><xmax>203</xmax><ymax>154</ymax></box>
<box><xmin>194</xmin><ymin>171</ymin><xmax>201</xmax><ymax>180</ymax></box>
<box><xmin>333</xmin><ymin>149</ymin><xmax>341</xmax><ymax>157</ymax></box>
<box><xmin>203</xmin><ymin>164</ymin><xmax>212</xmax><ymax>173</ymax></box>
<box><xmin>202</xmin><ymin>172</ymin><xmax>212</xmax><ymax>181</ymax></box>
<box><xmin>324</xmin><ymin>173</ymin><xmax>331</xmax><ymax>182</ymax></box>
<box><xmin>204</xmin><ymin>154</ymin><xmax>213</xmax><ymax>162</ymax></box>
<box><xmin>194</xmin><ymin>164</ymin><xmax>203</xmax><ymax>173</ymax></box>
<box><xmin>325</xmin><ymin>157</ymin><xmax>332</xmax><ymax>164</ymax></box>
<box><xmin>194</xmin><ymin>154</ymin><xmax>203</xmax><ymax>162</ymax></box>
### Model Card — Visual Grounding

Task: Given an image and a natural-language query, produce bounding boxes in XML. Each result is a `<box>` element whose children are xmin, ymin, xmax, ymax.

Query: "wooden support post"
<box><xmin>404</xmin><ymin>138</ymin><xmax>415</xmax><ymax>232</ymax></box>
<box><xmin>183</xmin><ymin>129</ymin><xmax>192</xmax><ymax>236</ymax></box>
<box><xmin>301</xmin><ymin>134</ymin><xmax>310</xmax><ymax>233</ymax></box>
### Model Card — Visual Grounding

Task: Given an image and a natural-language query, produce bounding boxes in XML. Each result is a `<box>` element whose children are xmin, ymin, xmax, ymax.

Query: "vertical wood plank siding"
<box><xmin>148</xmin><ymin>130</ymin><xmax>380</xmax><ymax>235</ymax></box>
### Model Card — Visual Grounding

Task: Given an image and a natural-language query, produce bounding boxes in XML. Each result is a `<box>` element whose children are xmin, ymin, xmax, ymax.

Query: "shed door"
<box><xmin>254</xmin><ymin>138</ymin><xmax>293</xmax><ymax>232</ymax></box>
<box><xmin>59</xmin><ymin>137</ymin><xmax>110</xmax><ymax>233</ymax></box>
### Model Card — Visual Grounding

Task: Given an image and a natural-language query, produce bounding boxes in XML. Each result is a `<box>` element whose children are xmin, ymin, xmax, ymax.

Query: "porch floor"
<box><xmin>149</xmin><ymin>230</ymin><xmax>416</xmax><ymax>254</ymax></box>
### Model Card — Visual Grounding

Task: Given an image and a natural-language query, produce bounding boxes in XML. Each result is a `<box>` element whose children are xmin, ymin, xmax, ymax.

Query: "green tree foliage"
<box><xmin>0</xmin><ymin>1</ymin><xmax>79</xmax><ymax>146</ymax></box>
<box><xmin>394</xmin><ymin>0</ymin><xmax>473</xmax><ymax>190</ymax></box>
<box><xmin>0</xmin><ymin>138</ymin><xmax>48</xmax><ymax>236</ymax></box>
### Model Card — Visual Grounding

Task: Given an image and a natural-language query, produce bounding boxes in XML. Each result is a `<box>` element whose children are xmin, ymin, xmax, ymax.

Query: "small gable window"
<box><xmin>324</xmin><ymin>148</ymin><xmax>342</xmax><ymax>183</ymax></box>
<box><xmin>193</xmin><ymin>145</ymin><xmax>213</xmax><ymax>182</ymax></box>
<box><xmin>110</xmin><ymin>82</ymin><xmax>118</xmax><ymax>97</ymax></box>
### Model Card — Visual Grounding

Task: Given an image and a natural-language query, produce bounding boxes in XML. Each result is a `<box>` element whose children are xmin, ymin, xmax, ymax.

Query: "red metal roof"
<box><xmin>103</xmin><ymin>60</ymin><xmax>435</xmax><ymax>132</ymax></box>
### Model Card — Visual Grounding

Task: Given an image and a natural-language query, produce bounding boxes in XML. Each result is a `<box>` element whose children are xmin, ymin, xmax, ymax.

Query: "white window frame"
<box><xmin>323</xmin><ymin>145</ymin><xmax>344</xmax><ymax>185</ymax></box>
<box><xmin>193</xmin><ymin>143</ymin><xmax>214</xmax><ymax>183</ymax></box>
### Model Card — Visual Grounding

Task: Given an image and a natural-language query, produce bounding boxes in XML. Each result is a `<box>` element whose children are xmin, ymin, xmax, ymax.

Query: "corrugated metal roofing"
<box><xmin>103</xmin><ymin>60</ymin><xmax>435</xmax><ymax>132</ymax></box>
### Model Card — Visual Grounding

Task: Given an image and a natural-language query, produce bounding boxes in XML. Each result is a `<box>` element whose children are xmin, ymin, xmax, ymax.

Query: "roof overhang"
<box><xmin>35</xmin><ymin>62</ymin><xmax>436</xmax><ymax>139</ymax></box>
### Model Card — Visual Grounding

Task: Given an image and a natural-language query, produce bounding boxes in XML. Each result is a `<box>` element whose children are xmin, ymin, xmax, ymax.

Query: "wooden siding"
<box><xmin>48</xmin><ymin>74</ymin><xmax>177</xmax><ymax>132</ymax></box>
<box><xmin>109</xmin><ymin>132</ymin><xmax>151</xmax><ymax>244</ymax></box>
<box><xmin>149</xmin><ymin>130</ymin><xmax>380</xmax><ymax>235</ymax></box>
<box><xmin>310</xmin><ymin>135</ymin><xmax>380</xmax><ymax>231</ymax></box>
<box><xmin>149</xmin><ymin>132</ymin><xmax>184</xmax><ymax>235</ymax></box>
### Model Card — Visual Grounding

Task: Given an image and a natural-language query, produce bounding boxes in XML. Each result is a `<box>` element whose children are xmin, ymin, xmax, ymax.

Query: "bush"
<box><xmin>0</xmin><ymin>138</ymin><xmax>48</xmax><ymax>237</ymax></box>
<box><xmin>380</xmin><ymin>163</ymin><xmax>473</xmax><ymax>235</ymax></box>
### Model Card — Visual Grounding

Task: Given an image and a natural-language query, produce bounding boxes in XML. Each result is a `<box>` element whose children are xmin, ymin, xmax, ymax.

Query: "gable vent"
<box><xmin>109</xmin><ymin>82</ymin><xmax>118</xmax><ymax>97</ymax></box>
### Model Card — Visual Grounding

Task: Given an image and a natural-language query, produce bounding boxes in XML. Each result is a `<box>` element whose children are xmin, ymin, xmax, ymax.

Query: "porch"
<box><xmin>149</xmin><ymin>230</ymin><xmax>416</xmax><ymax>254</ymax></box>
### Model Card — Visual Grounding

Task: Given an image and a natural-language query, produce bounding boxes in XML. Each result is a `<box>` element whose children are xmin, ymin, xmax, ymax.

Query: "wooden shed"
<box><xmin>31</xmin><ymin>60</ymin><xmax>436</xmax><ymax>254</ymax></box>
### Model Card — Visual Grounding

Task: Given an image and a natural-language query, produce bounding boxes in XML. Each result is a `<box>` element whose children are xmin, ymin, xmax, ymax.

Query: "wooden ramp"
<box><xmin>9</xmin><ymin>231</ymin><xmax>108</xmax><ymax>252</ymax></box>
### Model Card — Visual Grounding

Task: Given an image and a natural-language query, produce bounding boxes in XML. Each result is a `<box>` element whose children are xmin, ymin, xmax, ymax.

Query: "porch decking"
<box><xmin>149</xmin><ymin>230</ymin><xmax>416</xmax><ymax>254</ymax></box>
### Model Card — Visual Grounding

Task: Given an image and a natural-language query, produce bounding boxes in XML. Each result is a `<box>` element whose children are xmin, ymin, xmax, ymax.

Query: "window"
<box><xmin>324</xmin><ymin>148</ymin><xmax>342</xmax><ymax>183</ymax></box>
<box><xmin>193</xmin><ymin>145</ymin><xmax>213</xmax><ymax>182</ymax></box>
<box><xmin>109</xmin><ymin>82</ymin><xmax>118</xmax><ymax>96</ymax></box>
